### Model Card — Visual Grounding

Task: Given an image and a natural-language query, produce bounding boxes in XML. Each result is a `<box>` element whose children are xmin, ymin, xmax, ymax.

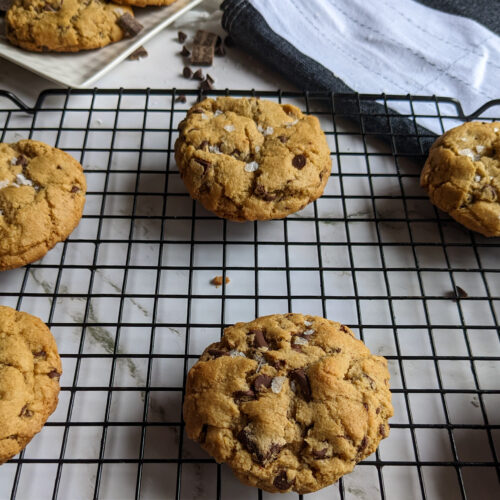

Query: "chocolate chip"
<box><xmin>183</xmin><ymin>66</ymin><xmax>193</xmax><ymax>79</ymax></box>
<box><xmin>253</xmin><ymin>374</ymin><xmax>273</xmax><ymax>391</ymax></box>
<box><xmin>199</xmin><ymin>78</ymin><xmax>213</xmax><ymax>91</ymax></box>
<box><xmin>15</xmin><ymin>155</ymin><xmax>28</xmax><ymax>167</ymax></box>
<box><xmin>358</xmin><ymin>436</ymin><xmax>368</xmax><ymax>453</ymax></box>
<box><xmin>193</xmin><ymin>68</ymin><xmax>204</xmax><ymax>81</ymax></box>
<box><xmin>272</xmin><ymin>359</ymin><xmax>286</xmax><ymax>370</ymax></box>
<box><xmin>278</xmin><ymin>135</ymin><xmax>288</xmax><ymax>143</ymax></box>
<box><xmin>71</xmin><ymin>186</ymin><xmax>80</xmax><ymax>193</ymax></box>
<box><xmin>237</xmin><ymin>429</ymin><xmax>259</xmax><ymax>456</ymax></box>
<box><xmin>178</xmin><ymin>31</ymin><xmax>187</xmax><ymax>43</ymax></box>
<box><xmin>195</xmin><ymin>158</ymin><xmax>211</xmax><ymax>170</ymax></box>
<box><xmin>234</xmin><ymin>390</ymin><xmax>255</xmax><ymax>401</ymax></box>
<box><xmin>48</xmin><ymin>369</ymin><xmax>61</xmax><ymax>379</ymax></box>
<box><xmin>33</xmin><ymin>350</ymin><xmax>47</xmax><ymax>359</ymax></box>
<box><xmin>289</xmin><ymin>369</ymin><xmax>311</xmax><ymax>402</ymax></box>
<box><xmin>273</xmin><ymin>470</ymin><xmax>294</xmax><ymax>491</ymax></box>
<box><xmin>191</xmin><ymin>45</ymin><xmax>214</xmax><ymax>66</ymax></box>
<box><xmin>175</xmin><ymin>95</ymin><xmax>187</xmax><ymax>103</ymax></box>
<box><xmin>253</xmin><ymin>330</ymin><xmax>268</xmax><ymax>348</ymax></box>
<box><xmin>193</xmin><ymin>30</ymin><xmax>218</xmax><ymax>47</ymax></box>
<box><xmin>376</xmin><ymin>407</ymin><xmax>381</xmax><ymax>414</ymax></box>
<box><xmin>117</xmin><ymin>13</ymin><xmax>143</xmax><ymax>38</ymax></box>
<box><xmin>128</xmin><ymin>46</ymin><xmax>148</xmax><ymax>61</ymax></box>
<box><xmin>215</xmin><ymin>45</ymin><xmax>226</xmax><ymax>57</ymax></box>
<box><xmin>19</xmin><ymin>405</ymin><xmax>33</xmax><ymax>418</ymax></box>
<box><xmin>340</xmin><ymin>325</ymin><xmax>350</xmax><ymax>334</ymax></box>
<box><xmin>379</xmin><ymin>424</ymin><xmax>386</xmax><ymax>437</ymax></box>
<box><xmin>363</xmin><ymin>374</ymin><xmax>376</xmax><ymax>389</ymax></box>
<box><xmin>56</xmin><ymin>165</ymin><xmax>62</xmax><ymax>170</ymax></box>
<box><xmin>207</xmin><ymin>348</ymin><xmax>228</xmax><ymax>358</ymax></box>
<box><xmin>206</xmin><ymin>73</ymin><xmax>215</xmax><ymax>85</ymax></box>
<box><xmin>292</xmin><ymin>154</ymin><xmax>306</xmax><ymax>169</ymax></box>
<box><xmin>180</xmin><ymin>45</ymin><xmax>191</xmax><ymax>58</ymax></box>
<box><xmin>363</xmin><ymin>402</ymin><xmax>369</xmax><ymax>411</ymax></box>
<box><xmin>446</xmin><ymin>285</ymin><xmax>468</xmax><ymax>302</ymax></box>
<box><xmin>312</xmin><ymin>447</ymin><xmax>328</xmax><ymax>459</ymax></box>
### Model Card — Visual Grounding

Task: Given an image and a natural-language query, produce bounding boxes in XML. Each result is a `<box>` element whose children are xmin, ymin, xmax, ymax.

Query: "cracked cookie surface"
<box><xmin>174</xmin><ymin>97</ymin><xmax>332</xmax><ymax>221</ymax></box>
<box><xmin>6</xmin><ymin>0</ymin><xmax>133</xmax><ymax>52</ymax></box>
<box><xmin>183</xmin><ymin>314</ymin><xmax>393</xmax><ymax>494</ymax></box>
<box><xmin>421</xmin><ymin>121</ymin><xmax>500</xmax><ymax>237</ymax></box>
<box><xmin>0</xmin><ymin>306</ymin><xmax>62</xmax><ymax>464</ymax></box>
<box><xmin>0</xmin><ymin>139</ymin><xmax>86</xmax><ymax>271</ymax></box>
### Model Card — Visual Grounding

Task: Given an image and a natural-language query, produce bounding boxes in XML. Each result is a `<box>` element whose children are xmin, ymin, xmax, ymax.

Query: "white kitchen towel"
<box><xmin>248</xmin><ymin>0</ymin><xmax>500</xmax><ymax>115</ymax></box>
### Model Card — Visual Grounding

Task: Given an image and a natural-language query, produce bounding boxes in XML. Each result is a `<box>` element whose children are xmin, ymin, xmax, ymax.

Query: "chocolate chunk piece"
<box><xmin>71</xmin><ymin>186</ymin><xmax>80</xmax><ymax>193</ymax></box>
<box><xmin>312</xmin><ymin>447</ymin><xmax>329</xmax><ymax>459</ymax></box>
<box><xmin>128</xmin><ymin>46</ymin><xmax>148</xmax><ymax>60</ymax></box>
<box><xmin>183</xmin><ymin>66</ymin><xmax>193</xmax><ymax>79</ymax></box>
<box><xmin>192</xmin><ymin>68</ymin><xmax>204</xmax><ymax>81</ymax></box>
<box><xmin>233</xmin><ymin>390</ymin><xmax>255</xmax><ymax>401</ymax></box>
<box><xmin>278</xmin><ymin>135</ymin><xmax>288</xmax><ymax>143</ymax></box>
<box><xmin>178</xmin><ymin>31</ymin><xmax>187</xmax><ymax>43</ymax></box>
<box><xmin>357</xmin><ymin>436</ymin><xmax>368</xmax><ymax>453</ymax></box>
<box><xmin>253</xmin><ymin>374</ymin><xmax>273</xmax><ymax>391</ymax></box>
<box><xmin>180</xmin><ymin>45</ymin><xmax>191</xmax><ymax>57</ymax></box>
<box><xmin>19</xmin><ymin>405</ymin><xmax>33</xmax><ymax>418</ymax></box>
<box><xmin>191</xmin><ymin>45</ymin><xmax>214</xmax><ymax>66</ymax></box>
<box><xmin>272</xmin><ymin>359</ymin><xmax>286</xmax><ymax>370</ymax></box>
<box><xmin>207</xmin><ymin>348</ymin><xmax>228</xmax><ymax>358</ymax></box>
<box><xmin>48</xmin><ymin>369</ymin><xmax>61</xmax><ymax>379</ymax></box>
<box><xmin>292</xmin><ymin>154</ymin><xmax>306</xmax><ymax>169</ymax></box>
<box><xmin>290</xmin><ymin>368</ymin><xmax>311</xmax><ymax>401</ymax></box>
<box><xmin>15</xmin><ymin>155</ymin><xmax>28</xmax><ymax>167</ymax></box>
<box><xmin>199</xmin><ymin>78</ymin><xmax>213</xmax><ymax>91</ymax></box>
<box><xmin>253</xmin><ymin>329</ymin><xmax>268</xmax><ymax>348</ymax></box>
<box><xmin>273</xmin><ymin>470</ymin><xmax>294</xmax><ymax>490</ymax></box>
<box><xmin>117</xmin><ymin>13</ymin><xmax>143</xmax><ymax>38</ymax></box>
<box><xmin>175</xmin><ymin>95</ymin><xmax>187</xmax><ymax>103</ymax></box>
<box><xmin>206</xmin><ymin>74</ymin><xmax>215</xmax><ymax>85</ymax></box>
<box><xmin>379</xmin><ymin>423</ymin><xmax>387</xmax><ymax>437</ymax></box>
<box><xmin>455</xmin><ymin>286</ymin><xmax>468</xmax><ymax>298</ymax></box>
<box><xmin>193</xmin><ymin>30</ymin><xmax>219</xmax><ymax>47</ymax></box>
<box><xmin>237</xmin><ymin>429</ymin><xmax>259</xmax><ymax>456</ymax></box>
<box><xmin>33</xmin><ymin>350</ymin><xmax>47</xmax><ymax>359</ymax></box>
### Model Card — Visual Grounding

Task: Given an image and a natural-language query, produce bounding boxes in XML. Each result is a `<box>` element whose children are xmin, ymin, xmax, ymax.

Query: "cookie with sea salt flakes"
<box><xmin>0</xmin><ymin>140</ymin><xmax>86</xmax><ymax>271</ymax></box>
<box><xmin>183</xmin><ymin>314</ymin><xmax>393</xmax><ymax>494</ymax></box>
<box><xmin>0</xmin><ymin>305</ymin><xmax>62</xmax><ymax>464</ymax></box>
<box><xmin>174</xmin><ymin>97</ymin><xmax>332</xmax><ymax>221</ymax></box>
<box><xmin>6</xmin><ymin>0</ymin><xmax>134</xmax><ymax>53</ymax></box>
<box><xmin>421</xmin><ymin>121</ymin><xmax>500</xmax><ymax>237</ymax></box>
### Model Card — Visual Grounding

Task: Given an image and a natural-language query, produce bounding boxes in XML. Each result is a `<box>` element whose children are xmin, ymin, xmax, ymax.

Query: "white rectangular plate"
<box><xmin>0</xmin><ymin>0</ymin><xmax>202</xmax><ymax>88</ymax></box>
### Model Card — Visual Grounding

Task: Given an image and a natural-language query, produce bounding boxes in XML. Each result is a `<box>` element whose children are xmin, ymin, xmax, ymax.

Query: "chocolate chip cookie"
<box><xmin>0</xmin><ymin>306</ymin><xmax>62</xmax><ymax>464</ymax></box>
<box><xmin>421</xmin><ymin>121</ymin><xmax>500</xmax><ymax>237</ymax></box>
<box><xmin>183</xmin><ymin>314</ymin><xmax>393</xmax><ymax>494</ymax></box>
<box><xmin>174</xmin><ymin>97</ymin><xmax>332</xmax><ymax>221</ymax></box>
<box><xmin>6</xmin><ymin>0</ymin><xmax>134</xmax><ymax>52</ymax></box>
<box><xmin>0</xmin><ymin>139</ymin><xmax>86</xmax><ymax>271</ymax></box>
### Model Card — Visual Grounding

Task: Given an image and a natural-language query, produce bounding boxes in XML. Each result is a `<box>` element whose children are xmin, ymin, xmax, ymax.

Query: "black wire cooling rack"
<box><xmin>0</xmin><ymin>89</ymin><xmax>498</xmax><ymax>500</ymax></box>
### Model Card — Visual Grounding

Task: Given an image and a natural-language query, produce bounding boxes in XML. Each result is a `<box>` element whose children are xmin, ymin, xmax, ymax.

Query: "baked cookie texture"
<box><xmin>6</xmin><ymin>0</ymin><xmax>133</xmax><ymax>52</ymax></box>
<box><xmin>113</xmin><ymin>0</ymin><xmax>177</xmax><ymax>6</ymax></box>
<box><xmin>0</xmin><ymin>306</ymin><xmax>62</xmax><ymax>464</ymax></box>
<box><xmin>421</xmin><ymin>121</ymin><xmax>500</xmax><ymax>237</ymax></box>
<box><xmin>0</xmin><ymin>139</ymin><xmax>86</xmax><ymax>271</ymax></box>
<box><xmin>174</xmin><ymin>97</ymin><xmax>332</xmax><ymax>221</ymax></box>
<box><xmin>183</xmin><ymin>314</ymin><xmax>393</xmax><ymax>494</ymax></box>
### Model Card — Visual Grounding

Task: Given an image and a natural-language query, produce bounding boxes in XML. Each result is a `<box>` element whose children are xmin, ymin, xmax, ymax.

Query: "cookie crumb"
<box><xmin>211</xmin><ymin>276</ymin><xmax>230</xmax><ymax>287</ymax></box>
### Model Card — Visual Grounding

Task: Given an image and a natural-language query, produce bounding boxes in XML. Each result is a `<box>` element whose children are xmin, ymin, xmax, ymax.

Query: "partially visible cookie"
<box><xmin>183</xmin><ymin>314</ymin><xmax>393</xmax><ymax>494</ymax></box>
<box><xmin>174</xmin><ymin>97</ymin><xmax>332</xmax><ymax>221</ymax></box>
<box><xmin>0</xmin><ymin>306</ymin><xmax>62</xmax><ymax>464</ymax></box>
<box><xmin>6</xmin><ymin>0</ymin><xmax>134</xmax><ymax>52</ymax></box>
<box><xmin>0</xmin><ymin>139</ymin><xmax>86</xmax><ymax>271</ymax></box>
<box><xmin>113</xmin><ymin>0</ymin><xmax>176</xmax><ymax>6</ymax></box>
<box><xmin>421</xmin><ymin>121</ymin><xmax>500</xmax><ymax>237</ymax></box>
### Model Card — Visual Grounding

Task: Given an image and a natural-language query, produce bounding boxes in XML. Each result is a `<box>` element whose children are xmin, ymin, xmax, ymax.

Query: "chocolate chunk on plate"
<box><xmin>193</xmin><ymin>30</ymin><xmax>219</xmax><ymax>47</ymax></box>
<box><xmin>128</xmin><ymin>46</ymin><xmax>148</xmax><ymax>61</ymax></box>
<box><xmin>192</xmin><ymin>68</ymin><xmax>204</xmax><ymax>80</ymax></box>
<box><xmin>191</xmin><ymin>45</ymin><xmax>214</xmax><ymax>66</ymax></box>
<box><xmin>178</xmin><ymin>31</ymin><xmax>187</xmax><ymax>43</ymax></box>
<box><xmin>117</xmin><ymin>13</ymin><xmax>143</xmax><ymax>38</ymax></box>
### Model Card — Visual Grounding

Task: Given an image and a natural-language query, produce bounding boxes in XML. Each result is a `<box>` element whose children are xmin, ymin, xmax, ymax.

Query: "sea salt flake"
<box><xmin>264</xmin><ymin>126</ymin><xmax>274</xmax><ymax>136</ymax></box>
<box><xmin>229</xmin><ymin>350</ymin><xmax>246</xmax><ymax>358</ymax></box>
<box><xmin>494</xmin><ymin>128</ymin><xmax>499</xmax><ymax>133</ymax></box>
<box><xmin>255</xmin><ymin>146</ymin><xmax>261</xmax><ymax>152</ymax></box>
<box><xmin>15</xmin><ymin>174</ymin><xmax>32</xmax><ymax>186</ymax></box>
<box><xmin>0</xmin><ymin>180</ymin><xmax>10</xmax><ymax>189</ymax></box>
<box><xmin>475</xmin><ymin>145</ymin><xmax>485</xmax><ymax>154</ymax></box>
<box><xmin>214</xmin><ymin>110</ymin><xmax>223</xmax><ymax>116</ymax></box>
<box><xmin>290</xmin><ymin>380</ymin><xmax>297</xmax><ymax>392</ymax></box>
<box><xmin>474</xmin><ymin>175</ymin><xmax>482</xmax><ymax>182</ymax></box>
<box><xmin>303</xmin><ymin>329</ymin><xmax>315</xmax><ymax>336</ymax></box>
<box><xmin>304</xmin><ymin>320</ymin><xmax>313</xmax><ymax>327</ymax></box>
<box><xmin>223</xmin><ymin>124</ymin><xmax>235</xmax><ymax>132</ymax></box>
<box><xmin>10</xmin><ymin>157</ymin><xmax>17</xmax><ymax>165</ymax></box>
<box><xmin>458</xmin><ymin>148</ymin><xmax>480</xmax><ymax>161</ymax></box>
<box><xmin>286</xmin><ymin>119</ymin><xmax>299</xmax><ymax>127</ymax></box>
<box><xmin>244</xmin><ymin>161</ymin><xmax>259</xmax><ymax>172</ymax></box>
<box><xmin>208</xmin><ymin>145</ymin><xmax>221</xmax><ymax>154</ymax></box>
<box><xmin>293</xmin><ymin>336</ymin><xmax>308</xmax><ymax>345</ymax></box>
<box><xmin>201</xmin><ymin>113</ymin><xmax>208</xmax><ymax>120</ymax></box>
<box><xmin>271</xmin><ymin>376</ymin><xmax>286</xmax><ymax>394</ymax></box>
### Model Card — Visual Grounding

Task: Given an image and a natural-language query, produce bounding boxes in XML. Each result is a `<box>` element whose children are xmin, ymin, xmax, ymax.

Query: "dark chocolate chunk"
<box><xmin>234</xmin><ymin>390</ymin><xmax>255</xmax><ymax>400</ymax></box>
<box><xmin>312</xmin><ymin>447</ymin><xmax>328</xmax><ymax>459</ymax></box>
<box><xmin>71</xmin><ymin>186</ymin><xmax>80</xmax><ymax>193</ymax></box>
<box><xmin>237</xmin><ymin>429</ymin><xmax>259</xmax><ymax>456</ymax></box>
<box><xmin>357</xmin><ymin>436</ymin><xmax>368</xmax><ymax>453</ymax></box>
<box><xmin>33</xmin><ymin>350</ymin><xmax>47</xmax><ymax>359</ymax></box>
<box><xmin>191</xmin><ymin>45</ymin><xmax>214</xmax><ymax>66</ymax></box>
<box><xmin>128</xmin><ymin>46</ymin><xmax>148</xmax><ymax>60</ymax></box>
<box><xmin>379</xmin><ymin>424</ymin><xmax>386</xmax><ymax>437</ymax></box>
<box><xmin>19</xmin><ymin>405</ymin><xmax>33</xmax><ymax>418</ymax></box>
<box><xmin>376</xmin><ymin>407</ymin><xmax>381</xmax><ymax>414</ymax></box>
<box><xmin>363</xmin><ymin>402</ymin><xmax>369</xmax><ymax>411</ymax></box>
<box><xmin>178</xmin><ymin>31</ymin><xmax>187</xmax><ymax>43</ymax></box>
<box><xmin>277</xmin><ymin>135</ymin><xmax>288</xmax><ymax>143</ymax></box>
<box><xmin>253</xmin><ymin>374</ymin><xmax>273</xmax><ymax>391</ymax></box>
<box><xmin>117</xmin><ymin>13</ymin><xmax>144</xmax><ymax>38</ymax></box>
<box><xmin>455</xmin><ymin>285</ymin><xmax>468</xmax><ymax>298</ymax></box>
<box><xmin>207</xmin><ymin>348</ymin><xmax>228</xmax><ymax>358</ymax></box>
<box><xmin>192</xmin><ymin>68</ymin><xmax>204</xmax><ymax>80</ymax></box>
<box><xmin>15</xmin><ymin>155</ymin><xmax>28</xmax><ymax>167</ymax></box>
<box><xmin>340</xmin><ymin>325</ymin><xmax>350</xmax><ymax>333</ymax></box>
<box><xmin>199</xmin><ymin>78</ymin><xmax>213</xmax><ymax>91</ymax></box>
<box><xmin>175</xmin><ymin>95</ymin><xmax>187</xmax><ymax>103</ymax></box>
<box><xmin>48</xmin><ymin>369</ymin><xmax>61</xmax><ymax>379</ymax></box>
<box><xmin>183</xmin><ymin>66</ymin><xmax>193</xmax><ymax>79</ymax></box>
<box><xmin>180</xmin><ymin>45</ymin><xmax>191</xmax><ymax>57</ymax></box>
<box><xmin>272</xmin><ymin>359</ymin><xmax>286</xmax><ymax>370</ymax></box>
<box><xmin>215</xmin><ymin>45</ymin><xmax>226</xmax><ymax>57</ymax></box>
<box><xmin>289</xmin><ymin>368</ymin><xmax>311</xmax><ymax>402</ymax></box>
<box><xmin>193</xmin><ymin>30</ymin><xmax>219</xmax><ymax>47</ymax></box>
<box><xmin>273</xmin><ymin>470</ymin><xmax>294</xmax><ymax>491</ymax></box>
<box><xmin>292</xmin><ymin>154</ymin><xmax>306</xmax><ymax>169</ymax></box>
<box><xmin>206</xmin><ymin>73</ymin><xmax>215</xmax><ymax>85</ymax></box>
<box><xmin>253</xmin><ymin>329</ymin><xmax>268</xmax><ymax>348</ymax></box>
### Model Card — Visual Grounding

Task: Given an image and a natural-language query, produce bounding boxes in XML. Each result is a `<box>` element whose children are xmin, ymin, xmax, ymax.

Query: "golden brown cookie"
<box><xmin>113</xmin><ymin>0</ymin><xmax>176</xmax><ymax>6</ymax></box>
<box><xmin>0</xmin><ymin>306</ymin><xmax>62</xmax><ymax>464</ymax></box>
<box><xmin>6</xmin><ymin>0</ymin><xmax>134</xmax><ymax>52</ymax></box>
<box><xmin>183</xmin><ymin>314</ymin><xmax>393</xmax><ymax>494</ymax></box>
<box><xmin>174</xmin><ymin>97</ymin><xmax>332</xmax><ymax>221</ymax></box>
<box><xmin>421</xmin><ymin>121</ymin><xmax>500</xmax><ymax>237</ymax></box>
<box><xmin>0</xmin><ymin>139</ymin><xmax>86</xmax><ymax>271</ymax></box>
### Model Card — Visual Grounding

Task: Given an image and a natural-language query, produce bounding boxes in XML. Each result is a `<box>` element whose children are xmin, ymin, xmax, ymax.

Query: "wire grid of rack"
<box><xmin>0</xmin><ymin>89</ymin><xmax>498</xmax><ymax>500</ymax></box>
